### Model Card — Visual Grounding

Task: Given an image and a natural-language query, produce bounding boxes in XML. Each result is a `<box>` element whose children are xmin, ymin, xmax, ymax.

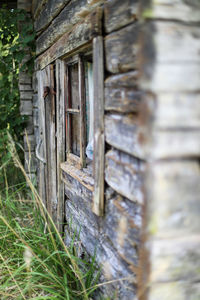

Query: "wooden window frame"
<box><xmin>59</xmin><ymin>36</ymin><xmax>104</xmax><ymax>216</ymax></box>
<box><xmin>65</xmin><ymin>54</ymin><xmax>87</xmax><ymax>170</ymax></box>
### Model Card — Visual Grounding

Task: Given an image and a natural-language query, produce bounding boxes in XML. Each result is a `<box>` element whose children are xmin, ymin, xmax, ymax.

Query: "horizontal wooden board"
<box><xmin>35</xmin><ymin>0</ymin><xmax>70</xmax><ymax>32</ymax></box>
<box><xmin>151</xmin><ymin>129</ymin><xmax>200</xmax><ymax>158</ymax></box>
<box><xmin>143</xmin><ymin>0</ymin><xmax>200</xmax><ymax>22</ymax></box>
<box><xmin>105</xmin><ymin>114</ymin><xmax>145</xmax><ymax>159</ymax></box>
<box><xmin>32</xmin><ymin>0</ymin><xmax>47</xmax><ymax>18</ymax></box>
<box><xmin>149</xmin><ymin>280</ymin><xmax>200</xmax><ymax>300</ymax></box>
<box><xmin>153</xmin><ymin>92</ymin><xmax>200</xmax><ymax>128</ymax></box>
<box><xmin>152</xmin><ymin>22</ymin><xmax>200</xmax><ymax>63</ymax></box>
<box><xmin>104</xmin><ymin>0</ymin><xmax>139</xmax><ymax>33</ymax></box>
<box><xmin>61</xmin><ymin>162</ymin><xmax>94</xmax><ymax>192</ymax></box>
<box><xmin>36</xmin><ymin>0</ymin><xmax>87</xmax><ymax>54</ymax></box>
<box><xmin>105</xmin><ymin>149</ymin><xmax>144</xmax><ymax>203</ymax></box>
<box><xmin>36</xmin><ymin>8</ymin><xmax>102</xmax><ymax>69</ymax></box>
<box><xmin>105</xmin><ymin>71</ymin><xmax>139</xmax><ymax>88</ymax></box>
<box><xmin>105</xmin><ymin>22</ymin><xmax>140</xmax><ymax>73</ymax></box>
<box><xmin>105</xmin><ymin>87</ymin><xmax>143</xmax><ymax>113</ymax></box>
<box><xmin>141</xmin><ymin>63</ymin><xmax>200</xmax><ymax>92</ymax></box>
<box><xmin>146</xmin><ymin>160</ymin><xmax>200</xmax><ymax>239</ymax></box>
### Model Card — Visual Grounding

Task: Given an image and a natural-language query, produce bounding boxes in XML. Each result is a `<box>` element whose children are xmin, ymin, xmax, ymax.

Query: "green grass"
<box><xmin>0</xmin><ymin>136</ymin><xmax>100</xmax><ymax>299</ymax></box>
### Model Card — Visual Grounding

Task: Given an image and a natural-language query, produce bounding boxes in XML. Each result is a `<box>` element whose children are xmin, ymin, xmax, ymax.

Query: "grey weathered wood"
<box><xmin>24</xmin><ymin>151</ymin><xmax>37</xmax><ymax>173</ymax></box>
<box><xmin>24</xmin><ymin>134</ymin><xmax>35</xmax><ymax>151</ymax></box>
<box><xmin>20</xmin><ymin>100</ymin><xmax>33</xmax><ymax>116</ymax></box>
<box><xmin>142</xmin><ymin>63</ymin><xmax>200</xmax><ymax>92</ymax></box>
<box><xmin>37</xmin><ymin>8</ymin><xmax>102</xmax><ymax>69</ymax></box>
<box><xmin>19</xmin><ymin>72</ymin><xmax>31</xmax><ymax>84</ymax></box>
<box><xmin>151</xmin><ymin>129</ymin><xmax>200</xmax><ymax>159</ymax></box>
<box><xmin>92</xmin><ymin>36</ymin><xmax>105</xmax><ymax>216</ymax></box>
<box><xmin>146</xmin><ymin>161</ymin><xmax>200</xmax><ymax>239</ymax></box>
<box><xmin>44</xmin><ymin>65</ymin><xmax>57</xmax><ymax>223</ymax></box>
<box><xmin>150</xmin><ymin>236</ymin><xmax>200</xmax><ymax>283</ymax></box>
<box><xmin>61</xmin><ymin>162</ymin><xmax>94</xmax><ymax>192</ymax></box>
<box><xmin>153</xmin><ymin>93</ymin><xmax>200</xmax><ymax>128</ymax></box>
<box><xmin>105</xmin><ymin>114</ymin><xmax>145</xmax><ymax>159</ymax></box>
<box><xmin>105</xmin><ymin>71</ymin><xmax>139</xmax><ymax>88</ymax></box>
<box><xmin>105</xmin><ymin>0</ymin><xmax>139</xmax><ymax>33</ymax></box>
<box><xmin>32</xmin><ymin>0</ymin><xmax>48</xmax><ymax>19</ymax></box>
<box><xmin>105</xmin><ymin>22</ymin><xmax>139</xmax><ymax>73</ymax></box>
<box><xmin>105</xmin><ymin>87</ymin><xmax>143</xmax><ymax>113</ymax></box>
<box><xmin>37</xmin><ymin>70</ymin><xmax>47</xmax><ymax>207</ymax></box>
<box><xmin>143</xmin><ymin>0</ymin><xmax>200</xmax><ymax>22</ymax></box>
<box><xmin>105</xmin><ymin>72</ymin><xmax>142</xmax><ymax>113</ymax></box>
<box><xmin>105</xmin><ymin>149</ymin><xmax>144</xmax><ymax>204</ymax></box>
<box><xmin>79</xmin><ymin>56</ymin><xmax>86</xmax><ymax>168</ymax></box>
<box><xmin>34</xmin><ymin>0</ymin><xmax>70</xmax><ymax>33</ymax></box>
<box><xmin>36</xmin><ymin>0</ymin><xmax>87</xmax><ymax>55</ymax></box>
<box><xmin>152</xmin><ymin>22</ymin><xmax>200</xmax><ymax>63</ymax></box>
<box><xmin>20</xmin><ymin>91</ymin><xmax>33</xmax><ymax>100</ymax></box>
<box><xmin>56</xmin><ymin>59</ymin><xmax>65</xmax><ymax>233</ymax></box>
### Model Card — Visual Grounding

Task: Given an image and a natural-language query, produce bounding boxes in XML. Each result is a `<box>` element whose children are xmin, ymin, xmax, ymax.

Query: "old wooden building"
<box><xmin>6</xmin><ymin>0</ymin><xmax>200</xmax><ymax>299</ymax></box>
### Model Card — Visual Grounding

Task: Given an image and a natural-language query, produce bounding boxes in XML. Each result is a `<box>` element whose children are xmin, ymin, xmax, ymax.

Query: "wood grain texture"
<box><xmin>105</xmin><ymin>149</ymin><xmax>144</xmax><ymax>204</ymax></box>
<box><xmin>105</xmin><ymin>71</ymin><xmax>143</xmax><ymax>113</ymax></box>
<box><xmin>36</xmin><ymin>0</ymin><xmax>87</xmax><ymax>55</ymax></box>
<box><xmin>32</xmin><ymin>0</ymin><xmax>47</xmax><ymax>19</ymax></box>
<box><xmin>44</xmin><ymin>65</ymin><xmax>57</xmax><ymax>223</ymax></box>
<box><xmin>143</xmin><ymin>0</ymin><xmax>200</xmax><ymax>22</ymax></box>
<box><xmin>37</xmin><ymin>70</ymin><xmax>47</xmax><ymax>207</ymax></box>
<box><xmin>105</xmin><ymin>22</ymin><xmax>140</xmax><ymax>73</ymax></box>
<box><xmin>92</xmin><ymin>36</ymin><xmax>105</xmax><ymax>216</ymax></box>
<box><xmin>104</xmin><ymin>0</ymin><xmax>139</xmax><ymax>33</ymax></box>
<box><xmin>147</xmin><ymin>160</ymin><xmax>200</xmax><ymax>239</ymax></box>
<box><xmin>34</xmin><ymin>0</ymin><xmax>70</xmax><ymax>32</ymax></box>
<box><xmin>105</xmin><ymin>114</ymin><xmax>145</xmax><ymax>159</ymax></box>
<box><xmin>36</xmin><ymin>8</ymin><xmax>102</xmax><ymax>70</ymax></box>
<box><xmin>56</xmin><ymin>60</ymin><xmax>65</xmax><ymax>233</ymax></box>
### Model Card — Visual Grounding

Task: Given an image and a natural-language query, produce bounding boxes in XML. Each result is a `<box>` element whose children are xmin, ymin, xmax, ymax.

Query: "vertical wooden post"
<box><xmin>92</xmin><ymin>36</ymin><xmax>105</xmax><ymax>216</ymax></box>
<box><xmin>79</xmin><ymin>55</ymin><xmax>86</xmax><ymax>168</ymax></box>
<box><xmin>56</xmin><ymin>60</ymin><xmax>65</xmax><ymax>233</ymax></box>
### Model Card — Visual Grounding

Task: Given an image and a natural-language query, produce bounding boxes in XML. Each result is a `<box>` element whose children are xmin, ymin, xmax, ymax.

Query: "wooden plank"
<box><xmin>36</xmin><ymin>8</ymin><xmax>103</xmax><ymax>69</ymax></box>
<box><xmin>36</xmin><ymin>0</ymin><xmax>87</xmax><ymax>54</ymax></box>
<box><xmin>142</xmin><ymin>63</ymin><xmax>200</xmax><ymax>93</ymax></box>
<box><xmin>152</xmin><ymin>22</ymin><xmax>200</xmax><ymax>63</ymax></box>
<box><xmin>105</xmin><ymin>149</ymin><xmax>144</xmax><ymax>204</ymax></box>
<box><xmin>105</xmin><ymin>87</ymin><xmax>143</xmax><ymax>113</ymax></box>
<box><xmin>105</xmin><ymin>71</ymin><xmax>139</xmax><ymax>88</ymax></box>
<box><xmin>105</xmin><ymin>22</ymin><xmax>139</xmax><ymax>73</ymax></box>
<box><xmin>56</xmin><ymin>59</ymin><xmax>65</xmax><ymax>233</ymax></box>
<box><xmin>61</xmin><ymin>162</ymin><xmax>94</xmax><ymax>192</ymax></box>
<box><xmin>105</xmin><ymin>114</ymin><xmax>145</xmax><ymax>159</ymax></box>
<box><xmin>142</xmin><ymin>0</ymin><xmax>200</xmax><ymax>22</ymax></box>
<box><xmin>104</xmin><ymin>0</ymin><xmax>139</xmax><ymax>33</ymax></box>
<box><xmin>105</xmin><ymin>71</ymin><xmax>143</xmax><ymax>113</ymax></box>
<box><xmin>146</xmin><ymin>160</ymin><xmax>200</xmax><ymax>239</ymax></box>
<box><xmin>37</xmin><ymin>70</ymin><xmax>47</xmax><ymax>207</ymax></box>
<box><xmin>44</xmin><ymin>65</ymin><xmax>57</xmax><ymax>224</ymax></box>
<box><xmin>34</xmin><ymin>0</ymin><xmax>70</xmax><ymax>32</ymax></box>
<box><xmin>153</xmin><ymin>92</ymin><xmax>200</xmax><ymax>128</ymax></box>
<box><xmin>32</xmin><ymin>0</ymin><xmax>47</xmax><ymax>19</ymax></box>
<box><xmin>79</xmin><ymin>56</ymin><xmax>86</xmax><ymax>168</ymax></box>
<box><xmin>92</xmin><ymin>36</ymin><xmax>105</xmax><ymax>216</ymax></box>
<box><xmin>151</xmin><ymin>129</ymin><xmax>200</xmax><ymax>159</ymax></box>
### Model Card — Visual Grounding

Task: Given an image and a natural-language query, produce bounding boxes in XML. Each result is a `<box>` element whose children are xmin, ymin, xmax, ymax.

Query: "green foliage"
<box><xmin>0</xmin><ymin>8</ymin><xmax>35</xmax><ymax>188</ymax></box>
<box><xmin>0</xmin><ymin>148</ymin><xmax>100</xmax><ymax>299</ymax></box>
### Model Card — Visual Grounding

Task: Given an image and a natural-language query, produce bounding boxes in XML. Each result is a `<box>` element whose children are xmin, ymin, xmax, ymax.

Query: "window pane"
<box><xmin>71</xmin><ymin>114</ymin><xmax>80</xmax><ymax>156</ymax></box>
<box><xmin>85</xmin><ymin>62</ymin><xmax>94</xmax><ymax>160</ymax></box>
<box><xmin>68</xmin><ymin>63</ymin><xmax>79</xmax><ymax>110</ymax></box>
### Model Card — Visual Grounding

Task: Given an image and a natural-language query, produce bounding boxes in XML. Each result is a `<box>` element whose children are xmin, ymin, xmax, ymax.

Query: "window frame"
<box><xmin>59</xmin><ymin>36</ymin><xmax>104</xmax><ymax>216</ymax></box>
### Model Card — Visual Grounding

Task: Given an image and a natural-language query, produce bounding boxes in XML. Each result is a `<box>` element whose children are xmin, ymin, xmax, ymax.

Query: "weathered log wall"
<box><xmin>32</xmin><ymin>0</ymin><xmax>143</xmax><ymax>299</ymax></box>
<box><xmin>139</xmin><ymin>1</ymin><xmax>200</xmax><ymax>299</ymax></box>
